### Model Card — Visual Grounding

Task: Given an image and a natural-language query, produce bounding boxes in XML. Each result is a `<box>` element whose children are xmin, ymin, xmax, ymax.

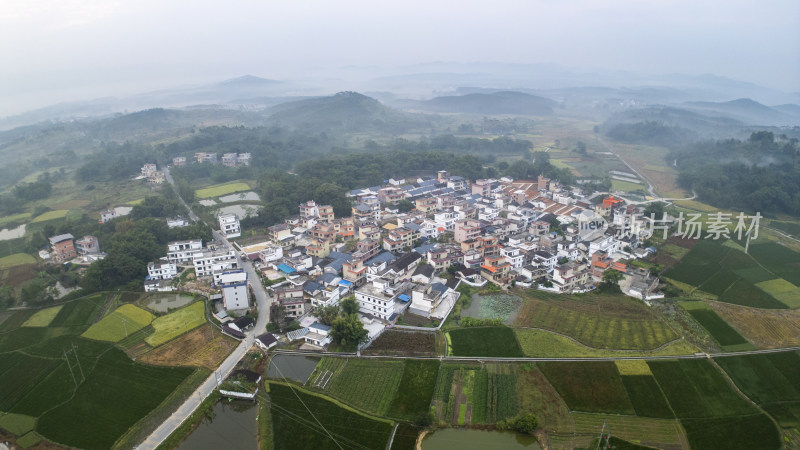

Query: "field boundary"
<box><xmin>516</xmin><ymin>326</ymin><xmax>688</xmax><ymax>354</ymax></box>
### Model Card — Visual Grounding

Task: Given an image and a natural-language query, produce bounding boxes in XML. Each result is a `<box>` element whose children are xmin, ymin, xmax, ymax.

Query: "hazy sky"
<box><xmin>1</xmin><ymin>0</ymin><xmax>798</xmax><ymax>114</ymax></box>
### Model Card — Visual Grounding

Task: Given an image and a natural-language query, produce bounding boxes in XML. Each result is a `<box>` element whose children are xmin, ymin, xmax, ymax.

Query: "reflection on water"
<box><xmin>267</xmin><ymin>354</ymin><xmax>320</xmax><ymax>384</ymax></box>
<box><xmin>146</xmin><ymin>294</ymin><xmax>195</xmax><ymax>312</ymax></box>
<box><xmin>422</xmin><ymin>428</ymin><xmax>541</xmax><ymax>450</ymax></box>
<box><xmin>0</xmin><ymin>223</ymin><xmax>25</xmax><ymax>241</ymax></box>
<box><xmin>217</xmin><ymin>204</ymin><xmax>261</xmax><ymax>218</ymax></box>
<box><xmin>219</xmin><ymin>192</ymin><xmax>261</xmax><ymax>203</ymax></box>
<box><xmin>176</xmin><ymin>400</ymin><xmax>258</xmax><ymax>450</ymax></box>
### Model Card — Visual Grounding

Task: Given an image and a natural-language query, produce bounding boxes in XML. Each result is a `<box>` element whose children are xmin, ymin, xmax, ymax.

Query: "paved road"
<box><xmin>137</xmin><ymin>168</ymin><xmax>272</xmax><ymax>450</ymax></box>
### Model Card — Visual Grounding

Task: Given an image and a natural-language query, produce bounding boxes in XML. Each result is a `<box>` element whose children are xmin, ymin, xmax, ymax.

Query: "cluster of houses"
<box><xmin>238</xmin><ymin>170</ymin><xmax>663</xmax><ymax>340</ymax></box>
<box><xmin>41</xmin><ymin>234</ymin><xmax>104</xmax><ymax>264</ymax></box>
<box><xmin>139</xmin><ymin>163</ymin><xmax>166</xmax><ymax>184</ymax></box>
<box><xmin>180</xmin><ymin>152</ymin><xmax>251</xmax><ymax>167</ymax></box>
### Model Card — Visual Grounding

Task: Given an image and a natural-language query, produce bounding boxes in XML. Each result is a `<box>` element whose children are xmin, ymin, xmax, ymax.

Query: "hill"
<box><xmin>413</xmin><ymin>91</ymin><xmax>555</xmax><ymax>115</ymax></box>
<box><xmin>683</xmin><ymin>98</ymin><xmax>798</xmax><ymax>126</ymax></box>
<box><xmin>266</xmin><ymin>91</ymin><xmax>428</xmax><ymax>133</ymax></box>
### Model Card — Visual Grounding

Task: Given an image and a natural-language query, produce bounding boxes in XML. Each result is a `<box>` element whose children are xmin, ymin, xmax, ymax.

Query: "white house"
<box><xmin>255</xmin><ymin>333</ymin><xmax>278</xmax><ymax>351</ymax></box>
<box><xmin>304</xmin><ymin>322</ymin><xmax>332</xmax><ymax>347</ymax></box>
<box><xmin>219</xmin><ymin>213</ymin><xmax>241</xmax><ymax>238</ymax></box>
<box><xmin>168</xmin><ymin>239</ymin><xmax>203</xmax><ymax>264</ymax></box>
<box><xmin>147</xmin><ymin>258</ymin><xmax>178</xmax><ymax>280</ymax></box>
<box><xmin>167</xmin><ymin>217</ymin><xmax>189</xmax><ymax>228</ymax></box>
<box><xmin>220</xmin><ymin>269</ymin><xmax>249</xmax><ymax>311</ymax></box>
<box><xmin>193</xmin><ymin>249</ymin><xmax>238</xmax><ymax>279</ymax></box>
<box><xmin>100</xmin><ymin>210</ymin><xmax>116</xmax><ymax>223</ymax></box>
<box><xmin>500</xmin><ymin>247</ymin><xmax>525</xmax><ymax>269</ymax></box>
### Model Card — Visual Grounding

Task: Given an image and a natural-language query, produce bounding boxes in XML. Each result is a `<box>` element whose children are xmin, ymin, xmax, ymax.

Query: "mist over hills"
<box><xmin>399</xmin><ymin>91</ymin><xmax>555</xmax><ymax>116</ymax></box>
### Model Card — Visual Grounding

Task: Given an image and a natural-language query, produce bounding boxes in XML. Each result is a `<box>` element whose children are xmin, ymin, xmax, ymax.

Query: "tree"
<box><xmin>330</xmin><ymin>313</ymin><xmax>368</xmax><ymax>350</ymax></box>
<box><xmin>599</xmin><ymin>269</ymin><xmax>624</xmax><ymax>293</ymax></box>
<box><xmin>316</xmin><ymin>304</ymin><xmax>340</xmax><ymax>326</ymax></box>
<box><xmin>340</xmin><ymin>296</ymin><xmax>359</xmax><ymax>315</ymax></box>
<box><xmin>270</xmin><ymin>304</ymin><xmax>287</xmax><ymax>328</ymax></box>
<box><xmin>513</xmin><ymin>413</ymin><xmax>538</xmax><ymax>434</ymax></box>
<box><xmin>396</xmin><ymin>199</ymin><xmax>415</xmax><ymax>213</ymax></box>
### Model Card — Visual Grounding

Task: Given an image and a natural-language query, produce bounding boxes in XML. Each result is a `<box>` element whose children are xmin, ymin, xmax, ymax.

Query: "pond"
<box><xmin>219</xmin><ymin>191</ymin><xmax>261</xmax><ymax>203</ymax></box>
<box><xmin>422</xmin><ymin>428</ymin><xmax>541</xmax><ymax>450</ymax></box>
<box><xmin>199</xmin><ymin>199</ymin><xmax>217</xmax><ymax>206</ymax></box>
<box><xmin>114</xmin><ymin>206</ymin><xmax>133</xmax><ymax>216</ymax></box>
<box><xmin>145</xmin><ymin>293</ymin><xmax>196</xmax><ymax>312</ymax></box>
<box><xmin>176</xmin><ymin>399</ymin><xmax>258</xmax><ymax>450</ymax></box>
<box><xmin>267</xmin><ymin>354</ymin><xmax>320</xmax><ymax>384</ymax></box>
<box><xmin>217</xmin><ymin>204</ymin><xmax>262</xmax><ymax>218</ymax></box>
<box><xmin>0</xmin><ymin>223</ymin><xmax>26</xmax><ymax>241</ymax></box>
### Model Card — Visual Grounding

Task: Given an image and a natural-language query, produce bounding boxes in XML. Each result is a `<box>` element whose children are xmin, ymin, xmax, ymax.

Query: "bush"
<box><xmin>496</xmin><ymin>412</ymin><xmax>538</xmax><ymax>434</ymax></box>
<box><xmin>460</xmin><ymin>317</ymin><xmax>503</xmax><ymax>327</ymax></box>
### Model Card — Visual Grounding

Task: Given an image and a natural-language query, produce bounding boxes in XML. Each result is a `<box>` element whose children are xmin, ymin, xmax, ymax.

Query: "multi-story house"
<box><xmin>306</xmin><ymin>238</ymin><xmax>332</xmax><ymax>258</ymax></box>
<box><xmin>218</xmin><ymin>213</ymin><xmax>241</xmax><ymax>238</ymax></box>
<box><xmin>415</xmin><ymin>197</ymin><xmax>438</xmax><ymax>214</ymax></box>
<box><xmin>354</xmin><ymin>277</ymin><xmax>410</xmax><ymax>321</ymax></box>
<box><xmin>147</xmin><ymin>258</ymin><xmax>178</xmax><ymax>280</ymax></box>
<box><xmin>500</xmin><ymin>246</ymin><xmax>525</xmax><ymax>269</ymax></box>
<box><xmin>49</xmin><ymin>234</ymin><xmax>76</xmax><ymax>262</ymax></box>
<box><xmin>75</xmin><ymin>235</ymin><xmax>100</xmax><ymax>255</ymax></box>
<box><xmin>167</xmin><ymin>239</ymin><xmax>203</xmax><ymax>264</ymax></box>
<box><xmin>220</xmin><ymin>269</ymin><xmax>248</xmax><ymax>311</ymax></box>
<box><xmin>551</xmin><ymin>262</ymin><xmax>592</xmax><ymax>293</ymax></box>
<box><xmin>382</xmin><ymin>226</ymin><xmax>417</xmax><ymax>252</ymax></box>
<box><xmin>193</xmin><ymin>249</ymin><xmax>238</xmax><ymax>280</ymax></box>
<box><xmin>267</xmin><ymin>223</ymin><xmax>294</xmax><ymax>246</ymax></box>
<box><xmin>276</xmin><ymin>285</ymin><xmax>305</xmax><ymax>319</ymax></box>
<box><xmin>100</xmin><ymin>210</ymin><xmax>117</xmax><ymax>224</ymax></box>
<box><xmin>454</xmin><ymin>219</ymin><xmax>483</xmax><ymax>243</ymax></box>
<box><xmin>481</xmin><ymin>255</ymin><xmax>512</xmax><ymax>286</ymax></box>
<box><xmin>172</xmin><ymin>156</ymin><xmax>186</xmax><ymax>166</ymax></box>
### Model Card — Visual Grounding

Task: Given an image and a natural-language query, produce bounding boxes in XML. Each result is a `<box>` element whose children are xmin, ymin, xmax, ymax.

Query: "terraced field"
<box><xmin>145</xmin><ymin>301</ymin><xmax>205</xmax><ymax>347</ymax></box>
<box><xmin>515</xmin><ymin>328</ymin><xmax>696</xmax><ymax>358</ymax></box>
<box><xmin>81</xmin><ymin>304</ymin><xmax>155</xmax><ymax>342</ymax></box>
<box><xmin>679</xmin><ymin>301</ymin><xmax>754</xmax><ymax>351</ymax></box>
<box><xmin>709</xmin><ymin>301</ymin><xmax>800</xmax><ymax>348</ymax></box>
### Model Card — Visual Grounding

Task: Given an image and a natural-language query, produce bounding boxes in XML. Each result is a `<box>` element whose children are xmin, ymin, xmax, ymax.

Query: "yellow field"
<box><xmin>22</xmin><ymin>305</ymin><xmax>63</xmax><ymax>327</ymax></box>
<box><xmin>611</xmin><ymin>179</ymin><xmax>646</xmax><ymax>193</ymax></box>
<box><xmin>672</xmin><ymin>199</ymin><xmax>719</xmax><ymax>213</ymax></box>
<box><xmin>30</xmin><ymin>209</ymin><xmax>69</xmax><ymax>223</ymax></box>
<box><xmin>614</xmin><ymin>360</ymin><xmax>652</xmax><ymax>376</ymax></box>
<box><xmin>0</xmin><ymin>212</ymin><xmax>31</xmax><ymax>227</ymax></box>
<box><xmin>0</xmin><ymin>253</ymin><xmax>37</xmax><ymax>269</ymax></box>
<box><xmin>571</xmin><ymin>413</ymin><xmax>686</xmax><ymax>448</ymax></box>
<box><xmin>755</xmin><ymin>279</ymin><xmax>800</xmax><ymax>308</ymax></box>
<box><xmin>515</xmin><ymin>328</ymin><xmax>697</xmax><ymax>358</ymax></box>
<box><xmin>81</xmin><ymin>304</ymin><xmax>156</xmax><ymax>342</ymax></box>
<box><xmin>194</xmin><ymin>182</ymin><xmax>251</xmax><ymax>199</ymax></box>
<box><xmin>145</xmin><ymin>301</ymin><xmax>206</xmax><ymax>347</ymax></box>
<box><xmin>709</xmin><ymin>301</ymin><xmax>800</xmax><ymax>349</ymax></box>
<box><xmin>127</xmin><ymin>198</ymin><xmax>145</xmax><ymax>205</ymax></box>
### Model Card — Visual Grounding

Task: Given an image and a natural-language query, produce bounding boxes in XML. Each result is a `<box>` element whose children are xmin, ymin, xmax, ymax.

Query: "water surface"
<box><xmin>176</xmin><ymin>400</ymin><xmax>257</xmax><ymax>450</ymax></box>
<box><xmin>0</xmin><ymin>224</ymin><xmax>26</xmax><ymax>240</ymax></box>
<box><xmin>422</xmin><ymin>428</ymin><xmax>541</xmax><ymax>450</ymax></box>
<box><xmin>267</xmin><ymin>354</ymin><xmax>320</xmax><ymax>384</ymax></box>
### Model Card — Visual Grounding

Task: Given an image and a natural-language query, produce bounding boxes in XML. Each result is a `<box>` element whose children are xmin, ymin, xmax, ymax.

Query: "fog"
<box><xmin>1</xmin><ymin>0</ymin><xmax>799</xmax><ymax>116</ymax></box>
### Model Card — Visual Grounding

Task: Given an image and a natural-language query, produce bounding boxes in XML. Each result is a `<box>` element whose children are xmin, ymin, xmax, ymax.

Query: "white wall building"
<box><xmin>219</xmin><ymin>213</ymin><xmax>241</xmax><ymax>238</ymax></box>
<box><xmin>167</xmin><ymin>240</ymin><xmax>203</xmax><ymax>264</ymax></box>
<box><xmin>147</xmin><ymin>258</ymin><xmax>178</xmax><ymax>280</ymax></box>
<box><xmin>193</xmin><ymin>250</ymin><xmax>238</xmax><ymax>280</ymax></box>
<box><xmin>220</xmin><ymin>269</ymin><xmax>249</xmax><ymax>311</ymax></box>
<box><xmin>500</xmin><ymin>247</ymin><xmax>525</xmax><ymax>269</ymax></box>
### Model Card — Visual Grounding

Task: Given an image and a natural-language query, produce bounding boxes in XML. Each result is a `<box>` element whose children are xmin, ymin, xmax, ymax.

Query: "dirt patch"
<box><xmin>138</xmin><ymin>323</ymin><xmax>238</xmax><ymax>369</ymax></box>
<box><xmin>363</xmin><ymin>330</ymin><xmax>436</xmax><ymax>356</ymax></box>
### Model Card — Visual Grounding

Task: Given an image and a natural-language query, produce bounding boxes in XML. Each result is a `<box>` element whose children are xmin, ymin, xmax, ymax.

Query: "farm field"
<box><xmin>0</xmin><ymin>253</ymin><xmax>36</xmax><ymax>269</ymax></box>
<box><xmin>446</xmin><ymin>326</ymin><xmax>523</xmax><ymax>357</ymax></box>
<box><xmin>137</xmin><ymin>324</ymin><xmax>237</xmax><ymax>369</ymax></box>
<box><xmin>268</xmin><ymin>382</ymin><xmax>394</xmax><ymax>450</ymax></box>
<box><xmin>145</xmin><ymin>301</ymin><xmax>205</xmax><ymax>347</ymax></box>
<box><xmin>516</xmin><ymin>365</ymin><xmax>574</xmax><ymax>433</ymax></box>
<box><xmin>460</xmin><ymin>293</ymin><xmax>523</xmax><ymax>324</ymax></box>
<box><xmin>431</xmin><ymin>363</ymin><xmax>518</xmax><ymax>425</ymax></box>
<box><xmin>715</xmin><ymin>351</ymin><xmax>800</xmax><ymax>427</ymax></box>
<box><xmin>309</xmin><ymin>358</ymin><xmax>404</xmax><ymax>415</ymax></box>
<box><xmin>647</xmin><ymin>359</ymin><xmax>757</xmax><ymax>418</ymax></box>
<box><xmin>21</xmin><ymin>305</ymin><xmax>63</xmax><ymax>327</ymax></box>
<box><xmin>81</xmin><ymin>304</ymin><xmax>155</xmax><ymax>342</ymax></box>
<box><xmin>515</xmin><ymin>328</ymin><xmax>696</xmax><ymax>358</ymax></box>
<box><xmin>679</xmin><ymin>301</ymin><xmax>753</xmax><ymax>351</ymax></box>
<box><xmin>0</xmin><ymin>413</ymin><xmax>35</xmax><ymax>436</ymax></box>
<box><xmin>389</xmin><ymin>422</ymin><xmax>419</xmax><ymax>450</ymax></box>
<box><xmin>30</xmin><ymin>209</ymin><xmax>69</xmax><ymax>223</ymax></box>
<box><xmin>620</xmin><ymin>375</ymin><xmax>674</xmax><ymax>418</ymax></box>
<box><xmin>756</xmin><ymin>278</ymin><xmax>800</xmax><ymax>308</ymax></box>
<box><xmin>515</xmin><ymin>297</ymin><xmax>676</xmax><ymax>350</ymax></box>
<box><xmin>538</xmin><ymin>361</ymin><xmax>634</xmax><ymax>415</ymax></box>
<box><xmin>49</xmin><ymin>294</ymin><xmax>106</xmax><ymax>329</ymax></box>
<box><xmin>194</xmin><ymin>181</ymin><xmax>251</xmax><ymax>199</ymax></box>
<box><xmin>571</xmin><ymin>413</ymin><xmax>685</xmax><ymax>449</ymax></box>
<box><xmin>362</xmin><ymin>330</ymin><xmax>437</xmax><ymax>355</ymax></box>
<box><xmin>680</xmin><ymin>415</ymin><xmax>780</xmax><ymax>450</ymax></box>
<box><xmin>387</xmin><ymin>360</ymin><xmax>440</xmax><ymax>419</ymax></box>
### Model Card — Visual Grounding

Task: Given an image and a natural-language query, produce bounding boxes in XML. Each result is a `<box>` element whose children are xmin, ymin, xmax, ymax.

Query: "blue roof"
<box><xmin>398</xmin><ymin>294</ymin><xmax>410</xmax><ymax>302</ymax></box>
<box><xmin>338</xmin><ymin>280</ymin><xmax>353</xmax><ymax>287</ymax></box>
<box><xmin>646</xmin><ymin>246</ymin><xmax>657</xmax><ymax>253</ymax></box>
<box><xmin>366</xmin><ymin>251</ymin><xmax>396</xmax><ymax>266</ymax></box>
<box><xmin>310</xmin><ymin>322</ymin><xmax>332</xmax><ymax>332</ymax></box>
<box><xmin>277</xmin><ymin>263</ymin><xmax>296</xmax><ymax>274</ymax></box>
<box><xmin>316</xmin><ymin>273</ymin><xmax>339</xmax><ymax>284</ymax></box>
<box><xmin>304</xmin><ymin>281</ymin><xmax>323</xmax><ymax>293</ymax></box>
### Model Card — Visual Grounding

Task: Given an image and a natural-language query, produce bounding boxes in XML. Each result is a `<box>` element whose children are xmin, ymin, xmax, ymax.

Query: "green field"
<box><xmin>387</xmin><ymin>360</ymin><xmax>440</xmax><ymax>419</ymax></box>
<box><xmin>515</xmin><ymin>300</ymin><xmax>676</xmax><ymax>350</ymax></box>
<box><xmin>30</xmin><ymin>209</ymin><xmax>69</xmax><ymax>223</ymax></box>
<box><xmin>194</xmin><ymin>182</ymin><xmax>251</xmax><ymax>199</ymax></box>
<box><xmin>36</xmin><ymin>348</ymin><xmax>193</xmax><ymax>450</ymax></box>
<box><xmin>0</xmin><ymin>253</ymin><xmax>36</xmax><ymax>269</ymax></box>
<box><xmin>620</xmin><ymin>375</ymin><xmax>674</xmax><ymax>418</ymax></box>
<box><xmin>50</xmin><ymin>294</ymin><xmax>105</xmax><ymax>329</ymax></box>
<box><xmin>431</xmin><ymin>363</ymin><xmax>517</xmax><ymax>425</ymax></box>
<box><xmin>680</xmin><ymin>302</ymin><xmax>753</xmax><ymax>350</ymax></box>
<box><xmin>21</xmin><ymin>306</ymin><xmax>63</xmax><ymax>327</ymax></box>
<box><xmin>0</xmin><ymin>212</ymin><xmax>31</xmax><ymax>227</ymax></box>
<box><xmin>81</xmin><ymin>304</ymin><xmax>155</xmax><ymax>342</ymax></box>
<box><xmin>680</xmin><ymin>415</ymin><xmax>780</xmax><ymax>450</ymax></box>
<box><xmin>447</xmin><ymin>326</ymin><xmax>523</xmax><ymax>357</ymax></box>
<box><xmin>715</xmin><ymin>351</ymin><xmax>800</xmax><ymax>427</ymax></box>
<box><xmin>145</xmin><ymin>301</ymin><xmax>205</xmax><ymax>347</ymax></box>
<box><xmin>515</xmin><ymin>328</ymin><xmax>696</xmax><ymax>357</ymax></box>
<box><xmin>315</xmin><ymin>358</ymin><xmax>404</xmax><ymax>415</ymax></box>
<box><xmin>268</xmin><ymin>382</ymin><xmax>393</xmax><ymax>450</ymax></box>
<box><xmin>572</xmin><ymin>413</ymin><xmax>685</xmax><ymax>449</ymax></box>
<box><xmin>648</xmin><ymin>359</ymin><xmax>757</xmax><ymax>419</ymax></box>
<box><xmin>756</xmin><ymin>279</ymin><xmax>800</xmax><ymax>308</ymax></box>
<box><xmin>538</xmin><ymin>361</ymin><xmax>634</xmax><ymax>414</ymax></box>
<box><xmin>0</xmin><ymin>413</ymin><xmax>36</xmax><ymax>436</ymax></box>
<box><xmin>389</xmin><ymin>422</ymin><xmax>419</xmax><ymax>450</ymax></box>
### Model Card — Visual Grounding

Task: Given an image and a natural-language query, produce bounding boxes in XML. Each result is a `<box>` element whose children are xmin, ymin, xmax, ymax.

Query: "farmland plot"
<box><xmin>680</xmin><ymin>301</ymin><xmax>753</xmax><ymax>351</ymax></box>
<box><xmin>709</xmin><ymin>301</ymin><xmax>800</xmax><ymax>348</ymax></box>
<box><xmin>81</xmin><ymin>304</ymin><xmax>155</xmax><ymax>342</ymax></box>
<box><xmin>571</xmin><ymin>413</ymin><xmax>685</xmax><ymax>449</ymax></box>
<box><xmin>447</xmin><ymin>326</ymin><xmax>523</xmax><ymax>357</ymax></box>
<box><xmin>145</xmin><ymin>301</ymin><xmax>205</xmax><ymax>347</ymax></box>
<box><xmin>432</xmin><ymin>364</ymin><xmax>518</xmax><ymax>425</ymax></box>
<box><xmin>387</xmin><ymin>360</ymin><xmax>440</xmax><ymax>419</ymax></box>
<box><xmin>538</xmin><ymin>361</ymin><xmax>634</xmax><ymax>415</ymax></box>
<box><xmin>681</xmin><ymin>415</ymin><xmax>780</xmax><ymax>450</ymax></box>
<box><xmin>315</xmin><ymin>358</ymin><xmax>404</xmax><ymax>415</ymax></box>
<box><xmin>362</xmin><ymin>330</ymin><xmax>437</xmax><ymax>355</ymax></box>
<box><xmin>515</xmin><ymin>328</ymin><xmax>696</xmax><ymax>358</ymax></box>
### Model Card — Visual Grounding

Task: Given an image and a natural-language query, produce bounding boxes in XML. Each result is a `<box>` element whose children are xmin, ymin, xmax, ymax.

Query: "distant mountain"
<box><xmin>408</xmin><ymin>91</ymin><xmax>555</xmax><ymax>115</ymax></box>
<box><xmin>602</xmin><ymin>106</ymin><xmax>745</xmax><ymax>140</ymax></box>
<box><xmin>218</xmin><ymin>75</ymin><xmax>281</xmax><ymax>88</ymax></box>
<box><xmin>771</xmin><ymin>104</ymin><xmax>800</xmax><ymax>121</ymax></box>
<box><xmin>266</xmin><ymin>91</ymin><xmax>428</xmax><ymax>133</ymax></box>
<box><xmin>683</xmin><ymin>98</ymin><xmax>798</xmax><ymax>126</ymax></box>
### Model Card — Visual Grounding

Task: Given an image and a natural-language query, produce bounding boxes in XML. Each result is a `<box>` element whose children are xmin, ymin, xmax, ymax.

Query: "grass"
<box><xmin>710</xmin><ymin>301</ymin><xmax>800</xmax><ymax>349</ymax></box>
<box><xmin>137</xmin><ymin>324</ymin><xmax>237</xmax><ymax>370</ymax></box>
<box><xmin>571</xmin><ymin>413</ymin><xmax>685</xmax><ymax>448</ymax></box>
<box><xmin>515</xmin><ymin>328</ymin><xmax>697</xmax><ymax>358</ymax></box>
<box><xmin>447</xmin><ymin>326</ymin><xmax>523</xmax><ymax>357</ymax></box>
<box><xmin>268</xmin><ymin>382</ymin><xmax>393</xmax><ymax>450</ymax></box>
<box><xmin>537</xmin><ymin>361</ymin><xmax>634</xmax><ymax>414</ymax></box>
<box><xmin>0</xmin><ymin>253</ymin><xmax>36</xmax><ymax>269</ymax></box>
<box><xmin>648</xmin><ymin>359</ymin><xmax>758</xmax><ymax>419</ymax></box>
<box><xmin>681</xmin><ymin>415</ymin><xmax>780</xmax><ymax>450</ymax></box>
<box><xmin>0</xmin><ymin>212</ymin><xmax>31</xmax><ymax>227</ymax></box>
<box><xmin>81</xmin><ymin>304</ymin><xmax>155</xmax><ymax>342</ymax></box>
<box><xmin>36</xmin><ymin>348</ymin><xmax>193</xmax><ymax>450</ymax></box>
<box><xmin>755</xmin><ymin>279</ymin><xmax>800</xmax><ymax>308</ymax></box>
<box><xmin>0</xmin><ymin>352</ymin><xmax>64</xmax><ymax>411</ymax></box>
<box><xmin>17</xmin><ymin>431</ymin><xmax>43</xmax><ymax>448</ymax></box>
<box><xmin>515</xmin><ymin>298</ymin><xmax>677</xmax><ymax>350</ymax></box>
<box><xmin>621</xmin><ymin>375</ymin><xmax>674</xmax><ymax>418</ymax></box>
<box><xmin>680</xmin><ymin>302</ymin><xmax>753</xmax><ymax>350</ymax></box>
<box><xmin>715</xmin><ymin>351</ymin><xmax>800</xmax><ymax>427</ymax></box>
<box><xmin>0</xmin><ymin>413</ymin><xmax>36</xmax><ymax>435</ymax></box>
<box><xmin>615</xmin><ymin>360</ymin><xmax>652</xmax><ymax>376</ymax></box>
<box><xmin>21</xmin><ymin>306</ymin><xmax>63</xmax><ymax>327</ymax></box>
<box><xmin>323</xmin><ymin>359</ymin><xmax>404</xmax><ymax>415</ymax></box>
<box><xmin>145</xmin><ymin>301</ymin><xmax>205</xmax><ymax>347</ymax></box>
<box><xmin>194</xmin><ymin>182</ymin><xmax>251</xmax><ymax>199</ymax></box>
<box><xmin>387</xmin><ymin>360</ymin><xmax>440</xmax><ymax>419</ymax></box>
<box><xmin>611</xmin><ymin>179</ymin><xmax>647</xmax><ymax>193</ymax></box>
<box><xmin>516</xmin><ymin>365</ymin><xmax>574</xmax><ymax>433</ymax></box>
<box><xmin>30</xmin><ymin>209</ymin><xmax>69</xmax><ymax>223</ymax></box>
<box><xmin>50</xmin><ymin>294</ymin><xmax>105</xmax><ymax>329</ymax></box>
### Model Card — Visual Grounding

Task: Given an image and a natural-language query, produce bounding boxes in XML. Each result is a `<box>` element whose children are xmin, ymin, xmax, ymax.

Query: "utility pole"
<box><xmin>744</xmin><ymin>228</ymin><xmax>752</xmax><ymax>254</ymax></box>
<box><xmin>121</xmin><ymin>317</ymin><xmax>128</xmax><ymax>337</ymax></box>
<box><xmin>596</xmin><ymin>421</ymin><xmax>614</xmax><ymax>450</ymax></box>
<box><xmin>63</xmin><ymin>348</ymin><xmax>78</xmax><ymax>389</ymax></box>
<box><xmin>71</xmin><ymin>342</ymin><xmax>85</xmax><ymax>382</ymax></box>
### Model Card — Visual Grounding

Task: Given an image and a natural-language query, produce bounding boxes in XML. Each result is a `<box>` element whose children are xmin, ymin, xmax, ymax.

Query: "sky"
<box><xmin>1</xmin><ymin>0</ymin><xmax>799</xmax><ymax>115</ymax></box>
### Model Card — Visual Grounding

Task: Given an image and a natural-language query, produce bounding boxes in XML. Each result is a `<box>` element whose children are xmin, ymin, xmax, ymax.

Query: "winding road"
<box><xmin>137</xmin><ymin>167</ymin><xmax>271</xmax><ymax>450</ymax></box>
